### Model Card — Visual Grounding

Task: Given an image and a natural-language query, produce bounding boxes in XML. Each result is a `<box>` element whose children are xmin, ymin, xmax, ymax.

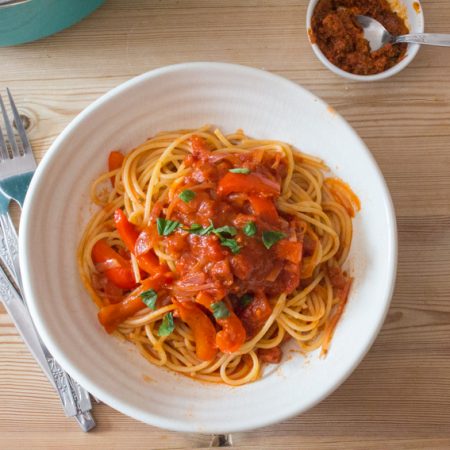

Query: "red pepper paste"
<box><xmin>311</xmin><ymin>0</ymin><xmax>409</xmax><ymax>75</ymax></box>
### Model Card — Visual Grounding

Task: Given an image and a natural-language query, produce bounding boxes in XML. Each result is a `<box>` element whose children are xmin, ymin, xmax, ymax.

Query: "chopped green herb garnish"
<box><xmin>201</xmin><ymin>222</ymin><xmax>215</xmax><ymax>235</ymax></box>
<box><xmin>229</xmin><ymin>167</ymin><xmax>250</xmax><ymax>174</ymax></box>
<box><xmin>240</xmin><ymin>293</ymin><xmax>253</xmax><ymax>308</ymax></box>
<box><xmin>189</xmin><ymin>223</ymin><xmax>203</xmax><ymax>232</ymax></box>
<box><xmin>262</xmin><ymin>230</ymin><xmax>286</xmax><ymax>249</ymax></box>
<box><xmin>189</xmin><ymin>222</ymin><xmax>238</xmax><ymax>247</ymax></box>
<box><xmin>179</xmin><ymin>189</ymin><xmax>196</xmax><ymax>203</ymax></box>
<box><xmin>157</xmin><ymin>218</ymin><xmax>181</xmax><ymax>236</ymax></box>
<box><xmin>211</xmin><ymin>301</ymin><xmax>230</xmax><ymax>319</ymax></box>
<box><xmin>158</xmin><ymin>312</ymin><xmax>175</xmax><ymax>336</ymax></box>
<box><xmin>189</xmin><ymin>221</ymin><xmax>214</xmax><ymax>236</ymax></box>
<box><xmin>213</xmin><ymin>225</ymin><xmax>237</xmax><ymax>238</ymax></box>
<box><xmin>243</xmin><ymin>221</ymin><xmax>257</xmax><ymax>237</ymax></box>
<box><xmin>140</xmin><ymin>289</ymin><xmax>158</xmax><ymax>310</ymax></box>
<box><xmin>219</xmin><ymin>237</ymin><xmax>241</xmax><ymax>254</ymax></box>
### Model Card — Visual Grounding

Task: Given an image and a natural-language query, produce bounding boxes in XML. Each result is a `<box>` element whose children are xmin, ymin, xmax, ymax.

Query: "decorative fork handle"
<box><xmin>0</xmin><ymin>214</ymin><xmax>16</xmax><ymax>283</ymax></box>
<box><xmin>0</xmin><ymin>216</ymin><xmax>95</xmax><ymax>430</ymax></box>
<box><xmin>0</xmin><ymin>213</ymin><xmax>22</xmax><ymax>288</ymax></box>
<box><xmin>0</xmin><ymin>262</ymin><xmax>57</xmax><ymax>384</ymax></box>
<box><xmin>0</xmin><ymin>262</ymin><xmax>86</xmax><ymax>416</ymax></box>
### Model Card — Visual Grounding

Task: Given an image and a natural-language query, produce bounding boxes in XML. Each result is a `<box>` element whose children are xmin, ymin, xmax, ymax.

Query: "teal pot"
<box><xmin>0</xmin><ymin>0</ymin><xmax>105</xmax><ymax>47</ymax></box>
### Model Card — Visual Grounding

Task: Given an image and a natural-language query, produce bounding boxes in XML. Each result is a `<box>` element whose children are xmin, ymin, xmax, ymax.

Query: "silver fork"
<box><xmin>0</xmin><ymin>89</ymin><xmax>96</xmax><ymax>431</ymax></box>
<box><xmin>0</xmin><ymin>92</ymin><xmax>33</xmax><ymax>285</ymax></box>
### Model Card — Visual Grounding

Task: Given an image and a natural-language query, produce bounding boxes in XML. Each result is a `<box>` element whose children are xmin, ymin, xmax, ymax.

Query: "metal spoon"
<box><xmin>356</xmin><ymin>15</ymin><xmax>450</xmax><ymax>51</ymax></box>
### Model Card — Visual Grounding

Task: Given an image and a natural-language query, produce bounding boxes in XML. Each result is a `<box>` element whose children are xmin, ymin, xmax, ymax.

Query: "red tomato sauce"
<box><xmin>311</xmin><ymin>0</ymin><xmax>409</xmax><ymax>75</ymax></box>
<box><xmin>96</xmin><ymin>136</ymin><xmax>308</xmax><ymax>360</ymax></box>
<box><xmin>162</xmin><ymin>137</ymin><xmax>304</xmax><ymax>336</ymax></box>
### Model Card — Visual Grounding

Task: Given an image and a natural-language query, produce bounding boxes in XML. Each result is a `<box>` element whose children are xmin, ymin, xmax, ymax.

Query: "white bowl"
<box><xmin>306</xmin><ymin>0</ymin><xmax>425</xmax><ymax>81</ymax></box>
<box><xmin>20</xmin><ymin>62</ymin><xmax>397</xmax><ymax>433</ymax></box>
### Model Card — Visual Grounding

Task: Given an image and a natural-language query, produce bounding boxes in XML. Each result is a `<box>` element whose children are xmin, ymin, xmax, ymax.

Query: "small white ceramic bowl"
<box><xmin>306</xmin><ymin>0</ymin><xmax>425</xmax><ymax>81</ymax></box>
<box><xmin>20</xmin><ymin>63</ymin><xmax>397</xmax><ymax>432</ymax></box>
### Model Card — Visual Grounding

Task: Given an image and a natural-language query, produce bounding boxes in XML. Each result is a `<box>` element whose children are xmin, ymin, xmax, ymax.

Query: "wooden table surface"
<box><xmin>1</xmin><ymin>1</ymin><xmax>450</xmax><ymax>449</ymax></box>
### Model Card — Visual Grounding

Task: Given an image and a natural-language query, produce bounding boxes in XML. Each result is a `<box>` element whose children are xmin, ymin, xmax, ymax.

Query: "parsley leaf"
<box><xmin>219</xmin><ymin>237</ymin><xmax>241</xmax><ymax>254</ymax></box>
<box><xmin>140</xmin><ymin>289</ymin><xmax>158</xmax><ymax>310</ymax></box>
<box><xmin>262</xmin><ymin>230</ymin><xmax>286</xmax><ymax>249</ymax></box>
<box><xmin>158</xmin><ymin>312</ymin><xmax>175</xmax><ymax>336</ymax></box>
<box><xmin>243</xmin><ymin>221</ymin><xmax>257</xmax><ymax>237</ymax></box>
<box><xmin>200</xmin><ymin>221</ymin><xmax>215</xmax><ymax>235</ymax></box>
<box><xmin>188</xmin><ymin>221</ymin><xmax>238</xmax><ymax>248</ymax></box>
<box><xmin>213</xmin><ymin>225</ymin><xmax>237</xmax><ymax>238</ymax></box>
<box><xmin>157</xmin><ymin>218</ymin><xmax>181</xmax><ymax>236</ymax></box>
<box><xmin>188</xmin><ymin>223</ymin><xmax>203</xmax><ymax>232</ymax></box>
<box><xmin>179</xmin><ymin>189</ymin><xmax>196</xmax><ymax>203</ymax></box>
<box><xmin>211</xmin><ymin>301</ymin><xmax>230</xmax><ymax>319</ymax></box>
<box><xmin>240</xmin><ymin>293</ymin><xmax>253</xmax><ymax>308</ymax></box>
<box><xmin>189</xmin><ymin>221</ymin><xmax>214</xmax><ymax>236</ymax></box>
<box><xmin>229</xmin><ymin>167</ymin><xmax>250</xmax><ymax>174</ymax></box>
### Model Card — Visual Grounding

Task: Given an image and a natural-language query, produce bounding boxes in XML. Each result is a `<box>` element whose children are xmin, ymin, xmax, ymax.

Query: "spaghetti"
<box><xmin>78</xmin><ymin>126</ymin><xmax>360</xmax><ymax>386</ymax></box>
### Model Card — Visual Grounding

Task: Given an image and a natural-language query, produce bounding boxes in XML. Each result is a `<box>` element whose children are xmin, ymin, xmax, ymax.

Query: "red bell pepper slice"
<box><xmin>217</xmin><ymin>172</ymin><xmax>280</xmax><ymax>197</ymax></box>
<box><xmin>248</xmin><ymin>195</ymin><xmax>279</xmax><ymax>225</ymax></box>
<box><xmin>174</xmin><ymin>300</ymin><xmax>218</xmax><ymax>361</ymax></box>
<box><xmin>274</xmin><ymin>240</ymin><xmax>303</xmax><ymax>264</ymax></box>
<box><xmin>91</xmin><ymin>239</ymin><xmax>136</xmax><ymax>290</ymax></box>
<box><xmin>98</xmin><ymin>272</ymin><xmax>171</xmax><ymax>333</ymax></box>
<box><xmin>113</xmin><ymin>209</ymin><xmax>166</xmax><ymax>276</ymax></box>
<box><xmin>216</xmin><ymin>311</ymin><xmax>247</xmax><ymax>354</ymax></box>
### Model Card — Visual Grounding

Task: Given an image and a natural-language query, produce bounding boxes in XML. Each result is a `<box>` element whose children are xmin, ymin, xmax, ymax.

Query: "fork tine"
<box><xmin>7</xmin><ymin>88</ymin><xmax>31</xmax><ymax>155</ymax></box>
<box><xmin>0</xmin><ymin>122</ymin><xmax>8</xmax><ymax>161</ymax></box>
<box><xmin>0</xmin><ymin>94</ymin><xmax>20</xmax><ymax>157</ymax></box>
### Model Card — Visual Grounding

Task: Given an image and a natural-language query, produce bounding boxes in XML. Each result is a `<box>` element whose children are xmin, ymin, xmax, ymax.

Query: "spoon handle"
<box><xmin>394</xmin><ymin>33</ymin><xmax>450</xmax><ymax>47</ymax></box>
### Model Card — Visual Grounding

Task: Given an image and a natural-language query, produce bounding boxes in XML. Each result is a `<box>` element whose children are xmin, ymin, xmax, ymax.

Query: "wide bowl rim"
<box><xmin>19</xmin><ymin>62</ymin><xmax>398</xmax><ymax>432</ymax></box>
<box><xmin>306</xmin><ymin>0</ymin><xmax>425</xmax><ymax>81</ymax></box>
